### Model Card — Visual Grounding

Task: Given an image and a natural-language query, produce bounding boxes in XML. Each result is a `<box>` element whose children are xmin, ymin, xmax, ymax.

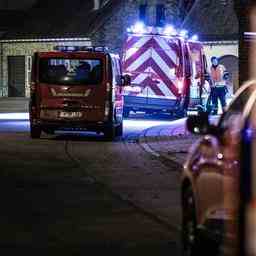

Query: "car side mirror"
<box><xmin>186</xmin><ymin>111</ymin><xmax>212</xmax><ymax>135</ymax></box>
<box><xmin>121</xmin><ymin>74</ymin><xmax>131</xmax><ymax>86</ymax></box>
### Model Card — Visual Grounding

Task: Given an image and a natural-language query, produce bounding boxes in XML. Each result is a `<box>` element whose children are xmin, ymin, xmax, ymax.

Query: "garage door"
<box><xmin>8</xmin><ymin>56</ymin><xmax>25</xmax><ymax>97</ymax></box>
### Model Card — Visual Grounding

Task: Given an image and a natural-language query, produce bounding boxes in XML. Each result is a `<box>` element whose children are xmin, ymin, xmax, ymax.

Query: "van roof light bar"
<box><xmin>54</xmin><ymin>45</ymin><xmax>109</xmax><ymax>53</ymax></box>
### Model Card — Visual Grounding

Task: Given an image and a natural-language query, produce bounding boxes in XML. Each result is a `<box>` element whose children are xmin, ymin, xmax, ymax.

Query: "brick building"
<box><xmin>180</xmin><ymin>0</ymin><xmax>239</xmax><ymax>92</ymax></box>
<box><xmin>0</xmin><ymin>0</ymin><xmax>181</xmax><ymax>98</ymax></box>
<box><xmin>0</xmin><ymin>0</ymin><xmax>238</xmax><ymax>98</ymax></box>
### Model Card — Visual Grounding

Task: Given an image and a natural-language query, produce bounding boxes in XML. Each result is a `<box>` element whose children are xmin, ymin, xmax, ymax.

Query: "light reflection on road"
<box><xmin>123</xmin><ymin>118</ymin><xmax>173</xmax><ymax>134</ymax></box>
<box><xmin>0</xmin><ymin>112</ymin><xmax>184</xmax><ymax>137</ymax></box>
<box><xmin>0</xmin><ymin>113</ymin><xmax>29</xmax><ymax>120</ymax></box>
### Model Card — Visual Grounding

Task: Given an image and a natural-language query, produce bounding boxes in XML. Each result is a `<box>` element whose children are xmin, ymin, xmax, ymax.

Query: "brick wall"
<box><xmin>91</xmin><ymin>0</ymin><xmax>180</xmax><ymax>56</ymax></box>
<box><xmin>0</xmin><ymin>1</ymin><xmax>181</xmax><ymax>98</ymax></box>
<box><xmin>0</xmin><ymin>40</ymin><xmax>91</xmax><ymax>97</ymax></box>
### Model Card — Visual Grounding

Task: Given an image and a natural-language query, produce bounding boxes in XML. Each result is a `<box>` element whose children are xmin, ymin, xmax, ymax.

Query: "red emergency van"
<box><xmin>122</xmin><ymin>25</ymin><xmax>208</xmax><ymax>117</ymax></box>
<box><xmin>29</xmin><ymin>46</ymin><xmax>129</xmax><ymax>139</ymax></box>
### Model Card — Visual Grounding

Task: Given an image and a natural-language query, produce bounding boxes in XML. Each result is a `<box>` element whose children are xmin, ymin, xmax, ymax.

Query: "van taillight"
<box><xmin>104</xmin><ymin>101</ymin><xmax>110</xmax><ymax>117</ymax></box>
<box><xmin>30</xmin><ymin>82</ymin><xmax>36</xmax><ymax>92</ymax></box>
<box><xmin>31</xmin><ymin>106</ymin><xmax>37</xmax><ymax>115</ymax></box>
<box><xmin>177</xmin><ymin>79</ymin><xmax>184</xmax><ymax>94</ymax></box>
<box><xmin>106</xmin><ymin>82</ymin><xmax>111</xmax><ymax>92</ymax></box>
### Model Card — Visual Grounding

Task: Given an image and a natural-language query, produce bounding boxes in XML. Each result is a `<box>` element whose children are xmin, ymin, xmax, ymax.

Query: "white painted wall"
<box><xmin>202</xmin><ymin>41</ymin><xmax>239</xmax><ymax>95</ymax></box>
<box><xmin>202</xmin><ymin>41</ymin><xmax>239</xmax><ymax>67</ymax></box>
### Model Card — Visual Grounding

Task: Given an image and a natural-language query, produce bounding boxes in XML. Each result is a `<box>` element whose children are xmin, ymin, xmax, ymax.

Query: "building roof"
<box><xmin>0</xmin><ymin>10</ymin><xmax>27</xmax><ymax>28</ymax></box>
<box><xmin>1</xmin><ymin>0</ymin><xmax>121</xmax><ymax>40</ymax></box>
<box><xmin>181</xmin><ymin>0</ymin><xmax>238</xmax><ymax>41</ymax></box>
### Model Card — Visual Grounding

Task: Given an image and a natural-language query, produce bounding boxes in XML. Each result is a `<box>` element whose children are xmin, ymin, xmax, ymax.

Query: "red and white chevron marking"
<box><xmin>123</xmin><ymin>34</ymin><xmax>180</xmax><ymax>98</ymax></box>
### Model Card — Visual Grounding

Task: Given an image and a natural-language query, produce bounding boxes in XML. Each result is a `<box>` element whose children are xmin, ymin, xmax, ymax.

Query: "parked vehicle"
<box><xmin>181</xmin><ymin>80</ymin><xmax>256</xmax><ymax>255</ymax></box>
<box><xmin>122</xmin><ymin>24</ymin><xmax>208</xmax><ymax>118</ymax></box>
<box><xmin>29</xmin><ymin>46</ymin><xmax>130</xmax><ymax>139</ymax></box>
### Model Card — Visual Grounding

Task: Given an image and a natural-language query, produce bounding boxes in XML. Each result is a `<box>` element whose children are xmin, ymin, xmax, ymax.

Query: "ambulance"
<box><xmin>122</xmin><ymin>23</ymin><xmax>208</xmax><ymax>117</ymax></box>
<box><xmin>29</xmin><ymin>46</ymin><xmax>129</xmax><ymax>139</ymax></box>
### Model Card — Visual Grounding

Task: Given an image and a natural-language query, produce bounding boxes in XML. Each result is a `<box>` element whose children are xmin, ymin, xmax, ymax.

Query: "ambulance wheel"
<box><xmin>116</xmin><ymin>122</ymin><xmax>123</xmax><ymax>137</ymax></box>
<box><xmin>182</xmin><ymin>186</ymin><xmax>219</xmax><ymax>256</ymax></box>
<box><xmin>43</xmin><ymin>128</ymin><xmax>55</xmax><ymax>135</ymax></box>
<box><xmin>30</xmin><ymin>125</ymin><xmax>41</xmax><ymax>139</ymax></box>
<box><xmin>175</xmin><ymin>109</ymin><xmax>186</xmax><ymax>118</ymax></box>
<box><xmin>123</xmin><ymin>108</ymin><xmax>130</xmax><ymax>118</ymax></box>
<box><xmin>104</xmin><ymin>125</ymin><xmax>116</xmax><ymax>141</ymax></box>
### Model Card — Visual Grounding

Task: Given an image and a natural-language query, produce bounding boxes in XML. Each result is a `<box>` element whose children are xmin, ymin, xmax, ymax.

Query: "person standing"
<box><xmin>209</xmin><ymin>56</ymin><xmax>229</xmax><ymax>114</ymax></box>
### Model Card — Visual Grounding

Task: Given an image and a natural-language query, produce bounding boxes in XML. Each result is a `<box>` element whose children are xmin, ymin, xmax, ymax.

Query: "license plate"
<box><xmin>59</xmin><ymin>112</ymin><xmax>82</xmax><ymax>118</ymax></box>
<box><xmin>187</xmin><ymin>110</ymin><xmax>199</xmax><ymax>116</ymax></box>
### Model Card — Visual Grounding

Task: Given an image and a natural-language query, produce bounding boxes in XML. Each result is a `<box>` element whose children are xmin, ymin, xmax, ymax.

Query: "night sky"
<box><xmin>0</xmin><ymin>0</ymin><xmax>37</xmax><ymax>10</ymax></box>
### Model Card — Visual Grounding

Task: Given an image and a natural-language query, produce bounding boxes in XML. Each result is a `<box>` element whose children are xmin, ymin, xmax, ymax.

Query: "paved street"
<box><xmin>0</xmin><ymin>0</ymin><xmax>240</xmax><ymax>255</ymax></box>
<box><xmin>0</xmin><ymin>114</ymin><xmax>193</xmax><ymax>255</ymax></box>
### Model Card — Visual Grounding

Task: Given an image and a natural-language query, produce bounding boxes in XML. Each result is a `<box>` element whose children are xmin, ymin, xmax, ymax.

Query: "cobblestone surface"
<box><xmin>139</xmin><ymin>116</ymin><xmax>220</xmax><ymax>168</ymax></box>
<box><xmin>139</xmin><ymin>120</ymin><xmax>199</xmax><ymax>168</ymax></box>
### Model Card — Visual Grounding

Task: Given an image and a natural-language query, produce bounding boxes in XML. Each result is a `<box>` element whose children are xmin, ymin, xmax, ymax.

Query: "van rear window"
<box><xmin>39</xmin><ymin>58</ymin><xmax>102</xmax><ymax>85</ymax></box>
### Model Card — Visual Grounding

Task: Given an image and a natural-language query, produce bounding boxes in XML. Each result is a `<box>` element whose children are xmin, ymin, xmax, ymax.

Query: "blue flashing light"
<box><xmin>132</xmin><ymin>21</ymin><xmax>146</xmax><ymax>34</ymax></box>
<box><xmin>163</xmin><ymin>25</ymin><xmax>177</xmax><ymax>36</ymax></box>
<box><xmin>179</xmin><ymin>29</ymin><xmax>188</xmax><ymax>38</ymax></box>
<box><xmin>127</xmin><ymin>22</ymin><xmax>181</xmax><ymax>37</ymax></box>
<box><xmin>191</xmin><ymin>34</ymin><xmax>199</xmax><ymax>41</ymax></box>
<box><xmin>244</xmin><ymin>127</ymin><xmax>253</xmax><ymax>142</ymax></box>
<box><xmin>54</xmin><ymin>46</ymin><xmax>78</xmax><ymax>52</ymax></box>
<box><xmin>54</xmin><ymin>45</ymin><xmax>109</xmax><ymax>53</ymax></box>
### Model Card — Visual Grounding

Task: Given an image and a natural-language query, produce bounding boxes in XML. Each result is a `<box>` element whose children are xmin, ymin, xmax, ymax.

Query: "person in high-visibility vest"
<box><xmin>209</xmin><ymin>56</ymin><xmax>229</xmax><ymax>114</ymax></box>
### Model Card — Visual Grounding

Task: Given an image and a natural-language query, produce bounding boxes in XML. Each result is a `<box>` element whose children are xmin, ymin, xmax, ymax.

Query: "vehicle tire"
<box><xmin>30</xmin><ymin>125</ymin><xmax>41</xmax><ymax>139</ymax></box>
<box><xmin>116</xmin><ymin>122</ymin><xmax>123</xmax><ymax>137</ymax></box>
<box><xmin>104</xmin><ymin>125</ymin><xmax>115</xmax><ymax>141</ymax></box>
<box><xmin>175</xmin><ymin>108</ymin><xmax>186</xmax><ymax>118</ymax></box>
<box><xmin>182</xmin><ymin>186</ymin><xmax>198</xmax><ymax>256</ymax></box>
<box><xmin>182</xmin><ymin>186</ymin><xmax>221</xmax><ymax>256</ymax></box>
<box><xmin>43</xmin><ymin>128</ymin><xmax>55</xmax><ymax>135</ymax></box>
<box><xmin>123</xmin><ymin>108</ymin><xmax>130</xmax><ymax>118</ymax></box>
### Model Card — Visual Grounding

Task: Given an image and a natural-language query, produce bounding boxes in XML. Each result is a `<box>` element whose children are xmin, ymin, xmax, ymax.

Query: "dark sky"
<box><xmin>0</xmin><ymin>0</ymin><xmax>37</xmax><ymax>10</ymax></box>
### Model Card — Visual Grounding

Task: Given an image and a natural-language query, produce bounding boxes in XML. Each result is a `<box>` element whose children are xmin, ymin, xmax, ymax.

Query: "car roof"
<box><xmin>216</xmin><ymin>81</ymin><xmax>256</xmax><ymax>127</ymax></box>
<box><xmin>231</xmin><ymin>80</ymin><xmax>256</xmax><ymax>105</ymax></box>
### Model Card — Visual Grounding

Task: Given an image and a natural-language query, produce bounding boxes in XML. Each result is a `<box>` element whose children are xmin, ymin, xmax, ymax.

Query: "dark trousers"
<box><xmin>211</xmin><ymin>87</ymin><xmax>227</xmax><ymax>114</ymax></box>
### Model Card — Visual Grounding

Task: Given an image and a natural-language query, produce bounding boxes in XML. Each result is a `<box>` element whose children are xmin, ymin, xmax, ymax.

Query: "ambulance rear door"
<box><xmin>122</xmin><ymin>34</ymin><xmax>181</xmax><ymax>104</ymax></box>
<box><xmin>187</xmin><ymin>41</ymin><xmax>208</xmax><ymax>105</ymax></box>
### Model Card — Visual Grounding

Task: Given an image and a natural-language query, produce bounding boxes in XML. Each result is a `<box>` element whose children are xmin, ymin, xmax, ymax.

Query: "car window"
<box><xmin>111</xmin><ymin>57</ymin><xmax>122</xmax><ymax>86</ymax></box>
<box><xmin>39</xmin><ymin>58</ymin><xmax>103</xmax><ymax>85</ymax></box>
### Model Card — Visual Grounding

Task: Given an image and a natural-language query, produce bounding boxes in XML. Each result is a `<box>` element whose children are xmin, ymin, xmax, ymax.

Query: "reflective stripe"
<box><xmin>211</xmin><ymin>65</ymin><xmax>226</xmax><ymax>83</ymax></box>
<box><xmin>213</xmin><ymin>84</ymin><xmax>226</xmax><ymax>88</ymax></box>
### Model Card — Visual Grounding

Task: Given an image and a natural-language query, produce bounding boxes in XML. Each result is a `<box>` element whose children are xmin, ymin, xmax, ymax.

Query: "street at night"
<box><xmin>0</xmin><ymin>0</ymin><xmax>248</xmax><ymax>255</ymax></box>
<box><xmin>0</xmin><ymin>115</ymin><xmax>189</xmax><ymax>255</ymax></box>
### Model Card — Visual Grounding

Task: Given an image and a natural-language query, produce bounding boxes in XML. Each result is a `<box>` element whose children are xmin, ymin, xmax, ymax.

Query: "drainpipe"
<box><xmin>0</xmin><ymin>42</ymin><xmax>3</xmax><ymax>97</ymax></box>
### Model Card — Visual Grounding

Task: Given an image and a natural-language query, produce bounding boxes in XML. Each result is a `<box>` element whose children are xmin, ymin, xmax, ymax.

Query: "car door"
<box><xmin>234</xmin><ymin>89</ymin><xmax>256</xmax><ymax>256</ymax></box>
<box><xmin>193</xmin><ymin>87</ymin><xmax>250</xmax><ymax>226</ymax></box>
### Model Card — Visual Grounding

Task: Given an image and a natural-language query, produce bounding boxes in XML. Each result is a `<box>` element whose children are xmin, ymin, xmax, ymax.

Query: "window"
<box><xmin>156</xmin><ymin>4</ymin><xmax>165</xmax><ymax>27</ymax></box>
<box><xmin>39</xmin><ymin>58</ymin><xmax>103</xmax><ymax>85</ymax></box>
<box><xmin>180</xmin><ymin>0</ymin><xmax>196</xmax><ymax>20</ymax></box>
<box><xmin>183</xmin><ymin>0</ymin><xmax>195</xmax><ymax>14</ymax></box>
<box><xmin>139</xmin><ymin>4</ymin><xmax>147</xmax><ymax>23</ymax></box>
